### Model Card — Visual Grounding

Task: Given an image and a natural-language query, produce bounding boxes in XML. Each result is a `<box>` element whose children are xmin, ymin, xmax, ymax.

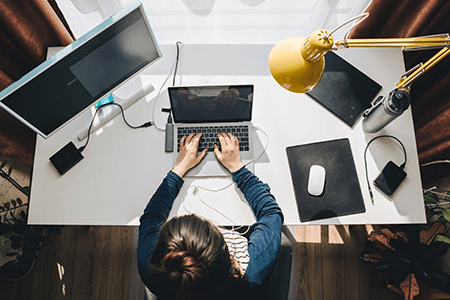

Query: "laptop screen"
<box><xmin>168</xmin><ymin>85</ymin><xmax>253</xmax><ymax>123</ymax></box>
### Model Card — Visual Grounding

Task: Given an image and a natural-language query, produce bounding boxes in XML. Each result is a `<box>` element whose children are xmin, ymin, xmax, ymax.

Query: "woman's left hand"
<box><xmin>171</xmin><ymin>132</ymin><xmax>208</xmax><ymax>177</ymax></box>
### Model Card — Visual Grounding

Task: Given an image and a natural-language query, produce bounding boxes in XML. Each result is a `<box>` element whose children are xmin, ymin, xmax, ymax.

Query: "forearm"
<box><xmin>232</xmin><ymin>167</ymin><xmax>284</xmax><ymax>285</ymax></box>
<box><xmin>137</xmin><ymin>171</ymin><xmax>183</xmax><ymax>276</ymax></box>
<box><xmin>232</xmin><ymin>167</ymin><xmax>283</xmax><ymax>221</ymax></box>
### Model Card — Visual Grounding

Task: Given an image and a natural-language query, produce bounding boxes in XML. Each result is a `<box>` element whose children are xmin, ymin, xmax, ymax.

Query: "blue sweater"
<box><xmin>137</xmin><ymin>167</ymin><xmax>284</xmax><ymax>291</ymax></box>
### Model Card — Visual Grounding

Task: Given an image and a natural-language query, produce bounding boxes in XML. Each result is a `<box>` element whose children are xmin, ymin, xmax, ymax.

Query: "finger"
<box><xmin>229</xmin><ymin>133</ymin><xmax>239</xmax><ymax>147</ymax></box>
<box><xmin>225</xmin><ymin>132</ymin><xmax>234</xmax><ymax>142</ymax></box>
<box><xmin>221</xmin><ymin>132</ymin><xmax>232</xmax><ymax>145</ymax></box>
<box><xmin>196</xmin><ymin>149</ymin><xmax>208</xmax><ymax>163</ymax></box>
<box><xmin>213</xmin><ymin>144</ymin><xmax>222</xmax><ymax>161</ymax></box>
<box><xmin>225</xmin><ymin>133</ymin><xmax>235</xmax><ymax>146</ymax></box>
<box><xmin>180</xmin><ymin>135</ymin><xmax>187</xmax><ymax>147</ymax></box>
<box><xmin>192</xmin><ymin>132</ymin><xmax>203</xmax><ymax>146</ymax></box>
<box><xmin>186</xmin><ymin>132</ymin><xmax>196</xmax><ymax>143</ymax></box>
<box><xmin>217</xmin><ymin>133</ymin><xmax>226</xmax><ymax>147</ymax></box>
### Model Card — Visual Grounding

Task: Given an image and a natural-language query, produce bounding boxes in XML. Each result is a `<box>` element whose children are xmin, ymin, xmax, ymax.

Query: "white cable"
<box><xmin>188</xmin><ymin>125</ymin><xmax>270</xmax><ymax>194</ymax></box>
<box><xmin>424</xmin><ymin>189</ymin><xmax>450</xmax><ymax>199</ymax></box>
<box><xmin>244</xmin><ymin>125</ymin><xmax>269</xmax><ymax>167</ymax></box>
<box><xmin>426</xmin><ymin>202</ymin><xmax>450</xmax><ymax>208</ymax></box>
<box><xmin>421</xmin><ymin>160</ymin><xmax>450</xmax><ymax>167</ymax></box>
<box><xmin>322</xmin><ymin>12</ymin><xmax>369</xmax><ymax>47</ymax></box>
<box><xmin>342</xmin><ymin>13</ymin><xmax>370</xmax><ymax>43</ymax></box>
<box><xmin>180</xmin><ymin>125</ymin><xmax>270</xmax><ymax>236</ymax></box>
<box><xmin>181</xmin><ymin>185</ymin><xmax>250</xmax><ymax>238</ymax></box>
<box><xmin>152</xmin><ymin>42</ymin><xmax>184</xmax><ymax>131</ymax></box>
<box><xmin>327</xmin><ymin>13</ymin><xmax>367</xmax><ymax>37</ymax></box>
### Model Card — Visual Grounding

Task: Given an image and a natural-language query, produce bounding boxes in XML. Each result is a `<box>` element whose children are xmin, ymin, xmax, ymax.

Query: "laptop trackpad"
<box><xmin>193</xmin><ymin>153</ymin><xmax>229</xmax><ymax>177</ymax></box>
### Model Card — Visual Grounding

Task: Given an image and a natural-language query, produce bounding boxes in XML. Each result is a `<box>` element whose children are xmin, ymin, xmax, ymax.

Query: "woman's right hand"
<box><xmin>172</xmin><ymin>132</ymin><xmax>207</xmax><ymax>177</ymax></box>
<box><xmin>213</xmin><ymin>132</ymin><xmax>244</xmax><ymax>173</ymax></box>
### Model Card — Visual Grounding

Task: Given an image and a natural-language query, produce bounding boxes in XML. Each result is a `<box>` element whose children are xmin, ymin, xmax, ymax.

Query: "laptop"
<box><xmin>168</xmin><ymin>85</ymin><xmax>255</xmax><ymax>177</ymax></box>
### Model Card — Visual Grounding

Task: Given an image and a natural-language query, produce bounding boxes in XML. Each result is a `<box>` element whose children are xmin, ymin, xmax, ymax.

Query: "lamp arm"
<box><xmin>335</xmin><ymin>34</ymin><xmax>450</xmax><ymax>49</ymax></box>
<box><xmin>331</xmin><ymin>32</ymin><xmax>450</xmax><ymax>90</ymax></box>
<box><xmin>396</xmin><ymin>46</ymin><xmax>450</xmax><ymax>90</ymax></box>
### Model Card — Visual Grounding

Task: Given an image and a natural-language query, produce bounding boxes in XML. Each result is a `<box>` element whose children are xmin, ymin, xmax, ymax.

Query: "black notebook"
<box><xmin>307</xmin><ymin>51</ymin><xmax>382</xmax><ymax>127</ymax></box>
<box><xmin>286</xmin><ymin>138</ymin><xmax>365</xmax><ymax>222</ymax></box>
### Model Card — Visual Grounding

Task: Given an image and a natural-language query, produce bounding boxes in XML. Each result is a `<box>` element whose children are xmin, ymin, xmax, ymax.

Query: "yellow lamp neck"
<box><xmin>300</xmin><ymin>29</ymin><xmax>334</xmax><ymax>62</ymax></box>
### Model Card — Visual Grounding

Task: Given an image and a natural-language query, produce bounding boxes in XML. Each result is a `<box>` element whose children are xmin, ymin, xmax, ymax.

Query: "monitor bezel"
<box><xmin>0</xmin><ymin>1</ymin><xmax>162</xmax><ymax>139</ymax></box>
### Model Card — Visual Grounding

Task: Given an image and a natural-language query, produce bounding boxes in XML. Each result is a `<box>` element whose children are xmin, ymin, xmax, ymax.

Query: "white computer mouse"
<box><xmin>308</xmin><ymin>165</ymin><xmax>326</xmax><ymax>196</ymax></box>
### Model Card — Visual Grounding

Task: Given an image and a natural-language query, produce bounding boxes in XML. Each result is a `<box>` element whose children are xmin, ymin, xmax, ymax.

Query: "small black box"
<box><xmin>373</xmin><ymin>161</ymin><xmax>406</xmax><ymax>196</ymax></box>
<box><xmin>49</xmin><ymin>142</ymin><xmax>84</xmax><ymax>175</ymax></box>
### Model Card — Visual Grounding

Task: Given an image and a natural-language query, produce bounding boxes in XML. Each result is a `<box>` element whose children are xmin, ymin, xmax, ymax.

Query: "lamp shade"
<box><xmin>268</xmin><ymin>30</ymin><xmax>334</xmax><ymax>93</ymax></box>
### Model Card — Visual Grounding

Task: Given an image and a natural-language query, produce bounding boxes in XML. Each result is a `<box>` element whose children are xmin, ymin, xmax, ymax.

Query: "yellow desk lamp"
<box><xmin>268</xmin><ymin>13</ymin><xmax>450</xmax><ymax>132</ymax></box>
<box><xmin>268</xmin><ymin>13</ymin><xmax>450</xmax><ymax>94</ymax></box>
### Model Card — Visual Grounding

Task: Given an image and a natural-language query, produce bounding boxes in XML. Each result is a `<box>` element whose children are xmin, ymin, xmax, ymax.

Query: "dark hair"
<box><xmin>148</xmin><ymin>214</ymin><xmax>246</xmax><ymax>300</ymax></box>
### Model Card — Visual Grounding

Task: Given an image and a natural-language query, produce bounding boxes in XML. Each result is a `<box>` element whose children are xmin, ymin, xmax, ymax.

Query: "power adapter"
<box><xmin>373</xmin><ymin>161</ymin><xmax>407</xmax><ymax>196</ymax></box>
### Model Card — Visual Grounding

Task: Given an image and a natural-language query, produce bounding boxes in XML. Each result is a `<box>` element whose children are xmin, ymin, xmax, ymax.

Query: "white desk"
<box><xmin>28</xmin><ymin>43</ymin><xmax>426</xmax><ymax>226</ymax></box>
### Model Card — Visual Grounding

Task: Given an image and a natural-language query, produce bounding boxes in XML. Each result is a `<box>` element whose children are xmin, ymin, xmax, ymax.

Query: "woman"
<box><xmin>137</xmin><ymin>132</ymin><xmax>283</xmax><ymax>299</ymax></box>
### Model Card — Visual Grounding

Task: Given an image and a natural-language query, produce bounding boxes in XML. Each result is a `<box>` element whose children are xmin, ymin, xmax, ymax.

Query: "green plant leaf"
<box><xmin>11</xmin><ymin>199</ymin><xmax>17</xmax><ymax>207</ymax></box>
<box><xmin>423</xmin><ymin>192</ymin><xmax>439</xmax><ymax>204</ymax></box>
<box><xmin>438</xmin><ymin>216</ymin><xmax>447</xmax><ymax>223</ymax></box>
<box><xmin>0</xmin><ymin>160</ymin><xmax>7</xmax><ymax>169</ymax></box>
<box><xmin>7</xmin><ymin>166</ymin><xmax>12</xmax><ymax>176</ymax></box>
<box><xmin>17</xmin><ymin>198</ymin><xmax>23</xmax><ymax>206</ymax></box>
<box><xmin>434</xmin><ymin>234</ymin><xmax>450</xmax><ymax>245</ymax></box>
<box><xmin>20</xmin><ymin>210</ymin><xmax>27</xmax><ymax>221</ymax></box>
<box><xmin>0</xmin><ymin>172</ymin><xmax>6</xmax><ymax>178</ymax></box>
<box><xmin>443</xmin><ymin>208</ymin><xmax>450</xmax><ymax>223</ymax></box>
<box><xmin>21</xmin><ymin>187</ymin><xmax>30</xmax><ymax>197</ymax></box>
<box><xmin>0</xmin><ymin>206</ymin><xmax>4</xmax><ymax>211</ymax></box>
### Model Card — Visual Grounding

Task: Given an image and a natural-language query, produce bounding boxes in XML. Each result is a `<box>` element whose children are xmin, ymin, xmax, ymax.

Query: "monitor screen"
<box><xmin>0</xmin><ymin>2</ymin><xmax>161</xmax><ymax>138</ymax></box>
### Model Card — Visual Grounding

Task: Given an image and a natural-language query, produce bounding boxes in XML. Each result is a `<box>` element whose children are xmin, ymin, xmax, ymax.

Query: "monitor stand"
<box><xmin>76</xmin><ymin>81</ymin><xmax>154</xmax><ymax>141</ymax></box>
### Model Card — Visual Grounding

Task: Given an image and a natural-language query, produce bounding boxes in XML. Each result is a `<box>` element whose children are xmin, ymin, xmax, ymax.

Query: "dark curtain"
<box><xmin>0</xmin><ymin>0</ymin><xmax>74</xmax><ymax>168</ymax></box>
<box><xmin>349</xmin><ymin>0</ymin><xmax>450</xmax><ymax>182</ymax></box>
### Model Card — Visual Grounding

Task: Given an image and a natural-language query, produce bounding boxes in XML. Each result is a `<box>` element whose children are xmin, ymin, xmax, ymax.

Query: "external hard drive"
<box><xmin>49</xmin><ymin>142</ymin><xmax>84</xmax><ymax>175</ymax></box>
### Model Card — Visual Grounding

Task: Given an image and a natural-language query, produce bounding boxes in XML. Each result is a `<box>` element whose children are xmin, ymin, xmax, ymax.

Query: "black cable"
<box><xmin>363</xmin><ymin>135</ymin><xmax>407</xmax><ymax>203</ymax></box>
<box><xmin>80</xmin><ymin>41</ymin><xmax>183</xmax><ymax>153</ymax></box>
<box><xmin>108</xmin><ymin>102</ymin><xmax>153</xmax><ymax>129</ymax></box>
<box><xmin>164</xmin><ymin>41</ymin><xmax>182</xmax><ymax>130</ymax></box>
<box><xmin>78</xmin><ymin>102</ymin><xmax>153</xmax><ymax>153</ymax></box>
<box><xmin>172</xmin><ymin>41</ymin><xmax>182</xmax><ymax>87</ymax></box>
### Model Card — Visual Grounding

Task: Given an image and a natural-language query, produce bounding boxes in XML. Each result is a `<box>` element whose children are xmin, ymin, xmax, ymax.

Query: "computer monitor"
<box><xmin>0</xmin><ymin>1</ymin><xmax>162</xmax><ymax>139</ymax></box>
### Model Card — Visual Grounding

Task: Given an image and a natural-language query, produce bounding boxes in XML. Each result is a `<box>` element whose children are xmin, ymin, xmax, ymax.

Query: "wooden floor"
<box><xmin>294</xmin><ymin>225</ymin><xmax>400</xmax><ymax>300</ymax></box>
<box><xmin>0</xmin><ymin>226</ymin><xmax>133</xmax><ymax>300</ymax></box>
<box><xmin>0</xmin><ymin>224</ymin><xmax>401</xmax><ymax>300</ymax></box>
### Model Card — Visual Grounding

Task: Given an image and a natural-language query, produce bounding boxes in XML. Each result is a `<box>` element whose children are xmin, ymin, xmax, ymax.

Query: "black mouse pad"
<box><xmin>286</xmin><ymin>138</ymin><xmax>365</xmax><ymax>222</ymax></box>
<box><xmin>306</xmin><ymin>51</ymin><xmax>382</xmax><ymax>127</ymax></box>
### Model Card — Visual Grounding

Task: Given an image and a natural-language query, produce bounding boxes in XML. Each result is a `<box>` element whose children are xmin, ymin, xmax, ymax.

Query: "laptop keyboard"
<box><xmin>177</xmin><ymin>125</ymin><xmax>250</xmax><ymax>152</ymax></box>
